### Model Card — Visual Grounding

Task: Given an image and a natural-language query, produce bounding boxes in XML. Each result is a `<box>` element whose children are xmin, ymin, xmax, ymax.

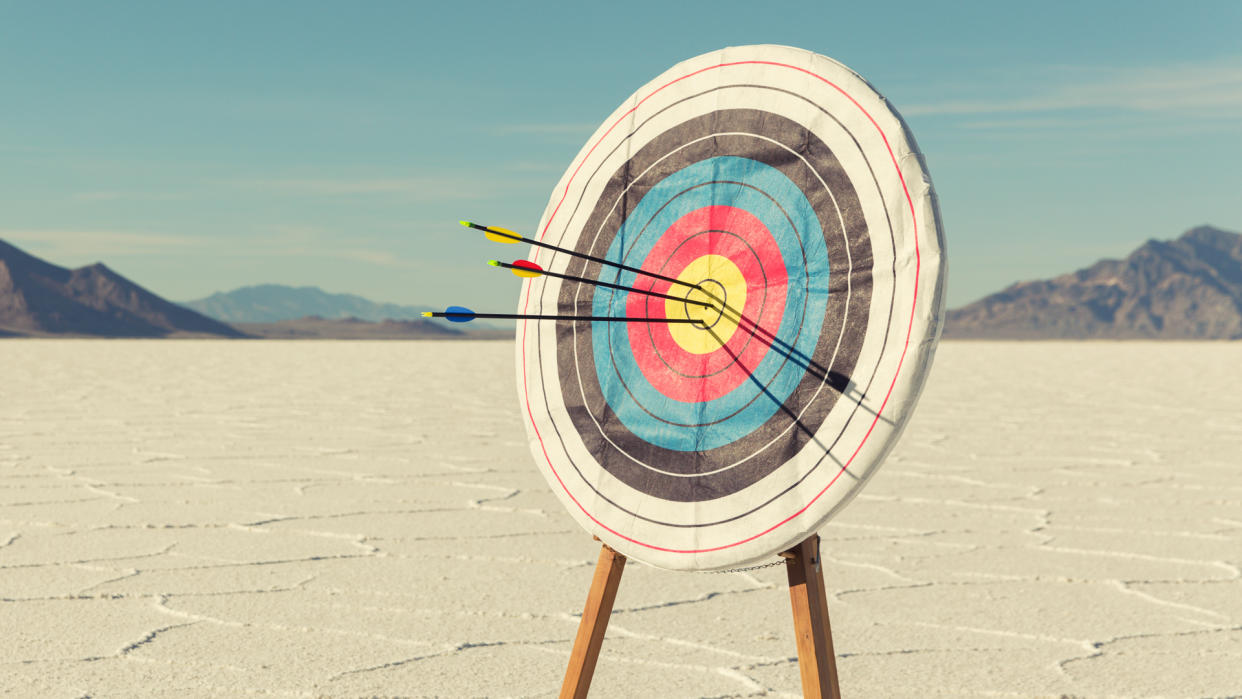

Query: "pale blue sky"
<box><xmin>2</xmin><ymin>1</ymin><xmax>1239</xmax><ymax>311</ymax></box>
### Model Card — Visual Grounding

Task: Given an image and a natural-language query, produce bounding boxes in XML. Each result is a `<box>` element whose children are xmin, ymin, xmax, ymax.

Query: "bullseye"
<box><xmin>682</xmin><ymin>281</ymin><xmax>723</xmax><ymax>327</ymax></box>
<box><xmin>664</xmin><ymin>255</ymin><xmax>747</xmax><ymax>354</ymax></box>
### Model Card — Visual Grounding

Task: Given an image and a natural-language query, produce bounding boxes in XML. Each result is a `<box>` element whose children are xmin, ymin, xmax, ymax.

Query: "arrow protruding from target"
<box><xmin>487</xmin><ymin>259</ymin><xmax>714</xmax><ymax>309</ymax></box>
<box><xmin>699</xmin><ymin>314</ymin><xmax>891</xmax><ymax>425</ymax></box>
<box><xmin>423</xmin><ymin>307</ymin><xmax>705</xmax><ymax>326</ymax></box>
<box><xmin>461</xmin><ymin>220</ymin><xmax>702</xmax><ymax>294</ymax></box>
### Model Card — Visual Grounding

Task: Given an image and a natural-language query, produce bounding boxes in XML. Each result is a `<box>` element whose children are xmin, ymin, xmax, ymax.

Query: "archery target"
<box><xmin>517</xmin><ymin>45</ymin><xmax>947</xmax><ymax>570</ymax></box>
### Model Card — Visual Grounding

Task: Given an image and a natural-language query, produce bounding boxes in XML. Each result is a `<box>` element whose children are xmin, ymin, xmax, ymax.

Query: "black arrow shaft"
<box><xmin>497</xmin><ymin>262</ymin><xmax>713</xmax><ymax>309</ymax></box>
<box><xmin>428</xmin><ymin>311</ymin><xmax>703</xmax><ymax>324</ymax></box>
<box><xmin>466</xmin><ymin>221</ymin><xmax>701</xmax><ymax>293</ymax></box>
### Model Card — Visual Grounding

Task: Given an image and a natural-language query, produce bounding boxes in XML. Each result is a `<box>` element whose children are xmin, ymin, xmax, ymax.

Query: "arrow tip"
<box><xmin>421</xmin><ymin>311</ymin><xmax>433</xmax><ymax>317</ymax></box>
<box><xmin>459</xmin><ymin>220</ymin><xmax>471</xmax><ymax>227</ymax></box>
<box><xmin>487</xmin><ymin>259</ymin><xmax>500</xmax><ymax>267</ymax></box>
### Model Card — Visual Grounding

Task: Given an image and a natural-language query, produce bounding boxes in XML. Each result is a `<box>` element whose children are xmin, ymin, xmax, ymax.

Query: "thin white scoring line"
<box><xmin>554</xmin><ymin>130</ymin><xmax>854</xmax><ymax>478</ymax></box>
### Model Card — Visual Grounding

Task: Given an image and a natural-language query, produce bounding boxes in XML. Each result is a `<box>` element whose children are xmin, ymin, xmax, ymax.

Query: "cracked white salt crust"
<box><xmin>1</xmin><ymin>339</ymin><xmax>1240</xmax><ymax>698</ymax></box>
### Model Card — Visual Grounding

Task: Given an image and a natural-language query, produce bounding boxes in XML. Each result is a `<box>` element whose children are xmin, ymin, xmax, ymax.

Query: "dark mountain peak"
<box><xmin>1173</xmin><ymin>227</ymin><xmax>1242</xmax><ymax>278</ymax></box>
<box><xmin>71</xmin><ymin>260</ymin><xmax>141</xmax><ymax>284</ymax></box>
<box><xmin>946</xmin><ymin>225</ymin><xmax>1242</xmax><ymax>340</ymax></box>
<box><xmin>0</xmin><ymin>238</ymin><xmax>72</xmax><ymax>283</ymax></box>
<box><xmin>1180</xmin><ymin>224</ymin><xmax>1238</xmax><ymax>246</ymax></box>
<box><xmin>0</xmin><ymin>237</ymin><xmax>36</xmax><ymax>259</ymax></box>
<box><xmin>0</xmin><ymin>239</ymin><xmax>245</xmax><ymax>338</ymax></box>
<box><xmin>79</xmin><ymin>261</ymin><xmax>113</xmax><ymax>273</ymax></box>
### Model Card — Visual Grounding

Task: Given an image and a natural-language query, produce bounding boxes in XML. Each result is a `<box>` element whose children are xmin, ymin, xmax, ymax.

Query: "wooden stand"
<box><xmin>780</xmin><ymin>535</ymin><xmax>843</xmax><ymax>698</ymax></box>
<box><xmin>558</xmin><ymin>534</ymin><xmax>841</xmax><ymax>698</ymax></box>
<box><xmin>559</xmin><ymin>542</ymin><xmax>627</xmax><ymax>699</ymax></box>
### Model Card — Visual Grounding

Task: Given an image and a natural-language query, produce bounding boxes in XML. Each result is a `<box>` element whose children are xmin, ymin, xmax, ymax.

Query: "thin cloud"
<box><xmin>904</xmin><ymin>59</ymin><xmax>1242</xmax><ymax>118</ymax></box>
<box><xmin>72</xmin><ymin>190</ymin><xmax>190</xmax><ymax>202</ymax></box>
<box><xmin>244</xmin><ymin>177</ymin><xmax>488</xmax><ymax>199</ymax></box>
<box><xmin>1</xmin><ymin>229</ymin><xmax>202</xmax><ymax>257</ymax></box>
<box><xmin>0</xmin><ymin>143</ymin><xmax>59</xmax><ymax>154</ymax></box>
<box><xmin>216</xmin><ymin>242</ymin><xmax>418</xmax><ymax>269</ymax></box>
<box><xmin>258</xmin><ymin>224</ymin><xmax>326</xmax><ymax>238</ymax></box>
<box><xmin>496</xmin><ymin>122</ymin><xmax>597</xmax><ymax>136</ymax></box>
<box><xmin>329</xmin><ymin>248</ymin><xmax>418</xmax><ymax>269</ymax></box>
<box><xmin>503</xmin><ymin>160</ymin><xmax>568</xmax><ymax>173</ymax></box>
<box><xmin>202</xmin><ymin>230</ymin><xmax>419</xmax><ymax>270</ymax></box>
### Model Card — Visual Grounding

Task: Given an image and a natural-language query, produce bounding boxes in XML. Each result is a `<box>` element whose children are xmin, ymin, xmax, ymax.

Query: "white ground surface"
<box><xmin>1</xmin><ymin>339</ymin><xmax>1240</xmax><ymax>698</ymax></box>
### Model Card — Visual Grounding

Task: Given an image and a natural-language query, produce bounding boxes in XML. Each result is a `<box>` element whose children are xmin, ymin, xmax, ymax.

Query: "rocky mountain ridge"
<box><xmin>945</xmin><ymin>225</ymin><xmax>1242</xmax><ymax>339</ymax></box>
<box><xmin>0</xmin><ymin>239</ymin><xmax>245</xmax><ymax>338</ymax></box>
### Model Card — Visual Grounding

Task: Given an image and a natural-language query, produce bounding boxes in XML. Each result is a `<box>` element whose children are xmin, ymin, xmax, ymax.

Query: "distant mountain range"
<box><xmin>0</xmin><ymin>239</ymin><xmax>243</xmax><ymax>338</ymax></box>
<box><xmin>0</xmin><ymin>241</ymin><xmax>470</xmax><ymax>339</ymax></box>
<box><xmin>181</xmin><ymin>284</ymin><xmax>433</xmax><ymax>323</ymax></box>
<box><xmin>4</xmin><ymin>226</ymin><xmax>1240</xmax><ymax>340</ymax></box>
<box><xmin>945</xmin><ymin>225</ymin><xmax>1242</xmax><ymax>339</ymax></box>
<box><xmin>232</xmin><ymin>316</ymin><xmax>503</xmax><ymax>340</ymax></box>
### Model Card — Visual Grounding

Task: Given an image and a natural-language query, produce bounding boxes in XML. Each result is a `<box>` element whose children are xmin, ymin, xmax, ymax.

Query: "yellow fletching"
<box><xmin>484</xmin><ymin>227</ymin><xmax>521</xmax><ymax>244</ymax></box>
<box><xmin>510</xmin><ymin>267</ymin><xmax>542</xmax><ymax>278</ymax></box>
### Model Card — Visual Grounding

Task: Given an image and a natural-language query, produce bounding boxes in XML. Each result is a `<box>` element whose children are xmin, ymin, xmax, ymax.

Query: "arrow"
<box><xmin>460</xmin><ymin>220</ymin><xmax>702</xmax><ymax>294</ymax></box>
<box><xmin>488</xmin><ymin>259</ymin><xmax>714</xmax><ymax>309</ymax></box>
<box><xmin>423</xmin><ymin>306</ymin><xmax>705</xmax><ymax>326</ymax></box>
<box><xmin>700</xmin><ymin>314</ymin><xmax>890</xmax><ymax>425</ymax></box>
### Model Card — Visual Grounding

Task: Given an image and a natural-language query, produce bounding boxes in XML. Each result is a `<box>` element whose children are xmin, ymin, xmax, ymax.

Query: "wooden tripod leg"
<box><xmin>560</xmin><ymin>543</ymin><xmax>626</xmax><ymax>699</ymax></box>
<box><xmin>784</xmin><ymin>534</ymin><xmax>842</xmax><ymax>699</ymax></box>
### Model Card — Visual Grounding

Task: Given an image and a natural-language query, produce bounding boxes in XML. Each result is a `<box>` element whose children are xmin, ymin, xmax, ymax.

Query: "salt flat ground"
<box><xmin>1</xmin><ymin>340</ymin><xmax>1240</xmax><ymax>699</ymax></box>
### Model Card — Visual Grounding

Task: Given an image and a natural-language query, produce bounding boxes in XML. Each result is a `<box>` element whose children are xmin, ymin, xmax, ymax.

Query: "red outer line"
<box><xmin>520</xmin><ymin>58</ymin><xmax>922</xmax><ymax>554</ymax></box>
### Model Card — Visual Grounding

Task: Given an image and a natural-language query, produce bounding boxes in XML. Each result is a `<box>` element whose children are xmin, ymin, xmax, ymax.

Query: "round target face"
<box><xmin>517</xmin><ymin>45</ymin><xmax>946</xmax><ymax>570</ymax></box>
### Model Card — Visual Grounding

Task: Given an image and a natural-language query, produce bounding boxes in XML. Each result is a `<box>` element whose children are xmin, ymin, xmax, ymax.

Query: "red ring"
<box><xmin>624</xmin><ymin>205</ymin><xmax>787</xmax><ymax>403</ymax></box>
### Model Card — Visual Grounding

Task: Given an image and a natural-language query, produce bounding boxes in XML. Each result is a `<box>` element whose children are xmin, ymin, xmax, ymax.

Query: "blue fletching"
<box><xmin>444</xmin><ymin>305</ymin><xmax>476</xmax><ymax>323</ymax></box>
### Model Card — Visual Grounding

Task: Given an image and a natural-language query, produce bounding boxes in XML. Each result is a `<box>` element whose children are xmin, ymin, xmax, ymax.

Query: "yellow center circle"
<box><xmin>664</xmin><ymin>254</ymin><xmax>747</xmax><ymax>354</ymax></box>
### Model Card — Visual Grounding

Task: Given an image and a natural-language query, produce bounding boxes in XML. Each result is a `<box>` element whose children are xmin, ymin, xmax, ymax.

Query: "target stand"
<box><xmin>559</xmin><ymin>535</ymin><xmax>841</xmax><ymax>699</ymax></box>
<box><xmin>433</xmin><ymin>43</ymin><xmax>943</xmax><ymax>699</ymax></box>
